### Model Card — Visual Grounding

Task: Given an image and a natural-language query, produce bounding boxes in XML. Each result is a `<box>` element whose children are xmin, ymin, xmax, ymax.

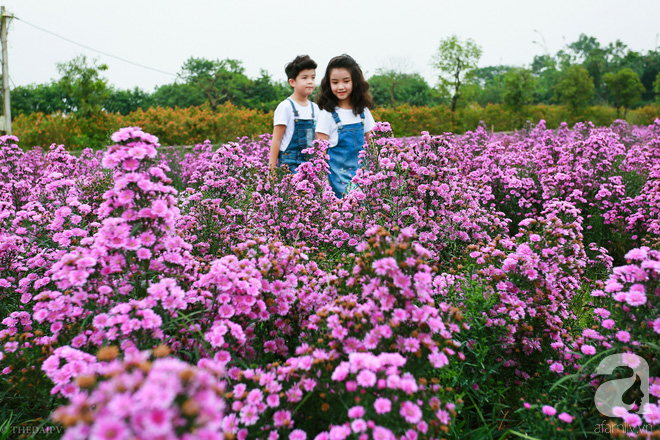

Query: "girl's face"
<box><xmin>329</xmin><ymin>68</ymin><xmax>353</xmax><ymax>107</ymax></box>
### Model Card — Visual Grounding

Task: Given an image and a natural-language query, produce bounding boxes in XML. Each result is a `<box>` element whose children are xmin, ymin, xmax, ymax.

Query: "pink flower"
<box><xmin>328</xmin><ymin>425</ymin><xmax>350</xmax><ymax>440</ymax></box>
<box><xmin>623</xmin><ymin>413</ymin><xmax>642</xmax><ymax>427</ymax></box>
<box><xmin>593</xmin><ymin>308</ymin><xmax>610</xmax><ymax>318</ymax></box>
<box><xmin>549</xmin><ymin>362</ymin><xmax>564</xmax><ymax>373</ymax></box>
<box><xmin>90</xmin><ymin>418</ymin><xmax>128</xmax><ymax>440</ymax></box>
<box><xmin>643</xmin><ymin>403</ymin><xmax>660</xmax><ymax>424</ymax></box>
<box><xmin>436</xmin><ymin>409</ymin><xmax>450</xmax><ymax>424</ymax></box>
<box><xmin>290</xmin><ymin>430</ymin><xmax>307</xmax><ymax>440</ymax></box>
<box><xmin>399</xmin><ymin>401</ymin><xmax>422</xmax><ymax>424</ymax></box>
<box><xmin>122</xmin><ymin>157</ymin><xmax>140</xmax><ymax>171</ymax></box>
<box><xmin>580</xmin><ymin>345</ymin><xmax>596</xmax><ymax>355</ymax></box>
<box><xmin>374</xmin><ymin>397</ymin><xmax>392</xmax><ymax>414</ymax></box>
<box><xmin>136</xmin><ymin>248</ymin><xmax>152</xmax><ymax>260</ymax></box>
<box><xmin>429</xmin><ymin>351</ymin><xmax>449</xmax><ymax>368</ymax></box>
<box><xmin>626</xmin><ymin>284</ymin><xmax>647</xmax><ymax>306</ymax></box>
<box><xmin>615</xmin><ymin>331</ymin><xmax>631</xmax><ymax>342</ymax></box>
<box><xmin>372</xmin><ymin>426</ymin><xmax>395</xmax><ymax>440</ymax></box>
<box><xmin>273</xmin><ymin>410</ymin><xmax>292</xmax><ymax>428</ymax></box>
<box><xmin>653</xmin><ymin>318</ymin><xmax>660</xmax><ymax>334</ymax></box>
<box><xmin>612</xmin><ymin>406</ymin><xmax>629</xmax><ymax>417</ymax></box>
<box><xmin>356</xmin><ymin>370</ymin><xmax>377</xmax><ymax>387</ymax></box>
<box><xmin>621</xmin><ymin>352</ymin><xmax>641</xmax><ymax>369</ymax></box>
<box><xmin>347</xmin><ymin>406</ymin><xmax>365</xmax><ymax>419</ymax></box>
<box><xmin>601</xmin><ymin>319</ymin><xmax>615</xmax><ymax>329</ymax></box>
<box><xmin>350</xmin><ymin>419</ymin><xmax>367</xmax><ymax>433</ymax></box>
<box><xmin>558</xmin><ymin>412</ymin><xmax>573</xmax><ymax>423</ymax></box>
<box><xmin>542</xmin><ymin>405</ymin><xmax>557</xmax><ymax>416</ymax></box>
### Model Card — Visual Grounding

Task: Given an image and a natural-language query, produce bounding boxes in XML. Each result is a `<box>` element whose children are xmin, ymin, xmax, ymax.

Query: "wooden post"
<box><xmin>1</xmin><ymin>6</ymin><xmax>11</xmax><ymax>135</ymax></box>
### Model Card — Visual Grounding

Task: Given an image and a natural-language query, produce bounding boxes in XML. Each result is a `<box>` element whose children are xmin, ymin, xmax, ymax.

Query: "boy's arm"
<box><xmin>315</xmin><ymin>133</ymin><xmax>329</xmax><ymax>141</ymax></box>
<box><xmin>269</xmin><ymin>125</ymin><xmax>286</xmax><ymax>170</ymax></box>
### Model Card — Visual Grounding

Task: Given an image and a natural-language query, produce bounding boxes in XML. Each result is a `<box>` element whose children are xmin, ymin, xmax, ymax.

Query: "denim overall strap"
<box><xmin>277</xmin><ymin>100</ymin><xmax>315</xmax><ymax>174</ymax></box>
<box><xmin>328</xmin><ymin>111</ymin><xmax>366</xmax><ymax>198</ymax></box>
<box><xmin>332</xmin><ymin>111</ymin><xmax>343</xmax><ymax>129</ymax></box>
<box><xmin>287</xmin><ymin>98</ymin><xmax>299</xmax><ymax>119</ymax></box>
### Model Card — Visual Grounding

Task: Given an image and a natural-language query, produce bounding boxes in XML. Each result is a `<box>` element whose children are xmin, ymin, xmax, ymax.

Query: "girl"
<box><xmin>315</xmin><ymin>54</ymin><xmax>375</xmax><ymax>198</ymax></box>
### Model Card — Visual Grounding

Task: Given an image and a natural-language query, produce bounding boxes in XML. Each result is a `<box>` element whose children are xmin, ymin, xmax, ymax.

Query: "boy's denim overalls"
<box><xmin>277</xmin><ymin>98</ymin><xmax>315</xmax><ymax>174</ymax></box>
<box><xmin>328</xmin><ymin>111</ymin><xmax>365</xmax><ymax>198</ymax></box>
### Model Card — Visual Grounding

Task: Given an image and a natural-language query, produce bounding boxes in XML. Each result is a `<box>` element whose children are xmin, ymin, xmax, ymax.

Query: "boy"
<box><xmin>269</xmin><ymin>55</ymin><xmax>319</xmax><ymax>173</ymax></box>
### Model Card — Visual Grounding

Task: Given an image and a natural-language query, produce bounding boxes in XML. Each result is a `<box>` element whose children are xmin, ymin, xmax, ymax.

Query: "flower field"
<box><xmin>0</xmin><ymin>119</ymin><xmax>659</xmax><ymax>439</ymax></box>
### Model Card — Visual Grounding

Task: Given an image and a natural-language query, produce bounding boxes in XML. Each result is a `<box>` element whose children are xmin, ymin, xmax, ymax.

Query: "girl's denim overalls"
<box><xmin>277</xmin><ymin>98</ymin><xmax>315</xmax><ymax>174</ymax></box>
<box><xmin>328</xmin><ymin>111</ymin><xmax>365</xmax><ymax>198</ymax></box>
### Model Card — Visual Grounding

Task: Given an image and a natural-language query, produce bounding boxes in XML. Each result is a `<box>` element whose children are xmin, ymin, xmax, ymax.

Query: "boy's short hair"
<box><xmin>285</xmin><ymin>55</ymin><xmax>317</xmax><ymax>80</ymax></box>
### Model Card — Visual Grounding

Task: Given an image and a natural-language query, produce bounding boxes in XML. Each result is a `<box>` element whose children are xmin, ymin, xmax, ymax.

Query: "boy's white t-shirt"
<box><xmin>273</xmin><ymin>98</ymin><xmax>320</xmax><ymax>151</ymax></box>
<box><xmin>316</xmin><ymin>107</ymin><xmax>375</xmax><ymax>148</ymax></box>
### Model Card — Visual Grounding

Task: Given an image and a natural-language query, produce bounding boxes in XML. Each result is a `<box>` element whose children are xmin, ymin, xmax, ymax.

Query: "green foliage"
<box><xmin>10</xmin><ymin>82</ymin><xmax>68</xmax><ymax>115</ymax></box>
<box><xmin>369</xmin><ymin>69</ymin><xmax>436</xmax><ymax>107</ymax></box>
<box><xmin>563</xmin><ymin>34</ymin><xmax>628</xmax><ymax>102</ymax></box>
<box><xmin>603</xmin><ymin>68</ymin><xmax>645</xmax><ymax>117</ymax></box>
<box><xmin>502</xmin><ymin>68</ymin><xmax>536</xmax><ymax>114</ymax></box>
<box><xmin>430</xmin><ymin>34</ymin><xmax>483</xmax><ymax>112</ymax></box>
<box><xmin>247</xmin><ymin>69</ymin><xmax>290</xmax><ymax>112</ymax></box>
<box><xmin>462</xmin><ymin>65</ymin><xmax>512</xmax><ymax>106</ymax></box>
<box><xmin>555</xmin><ymin>65</ymin><xmax>595</xmax><ymax>113</ymax></box>
<box><xmin>175</xmin><ymin>57</ymin><xmax>288</xmax><ymax>112</ymax></box>
<box><xmin>654</xmin><ymin>71</ymin><xmax>660</xmax><ymax>102</ymax></box>
<box><xmin>56</xmin><ymin>55</ymin><xmax>110</xmax><ymax>118</ymax></box>
<box><xmin>617</xmin><ymin>48</ymin><xmax>660</xmax><ymax>103</ymax></box>
<box><xmin>178</xmin><ymin>57</ymin><xmax>250</xmax><ymax>110</ymax></box>
<box><xmin>104</xmin><ymin>87</ymin><xmax>153</xmax><ymax>115</ymax></box>
<box><xmin>531</xmin><ymin>54</ymin><xmax>561</xmax><ymax>105</ymax></box>
<box><xmin>151</xmin><ymin>82</ymin><xmax>206</xmax><ymax>109</ymax></box>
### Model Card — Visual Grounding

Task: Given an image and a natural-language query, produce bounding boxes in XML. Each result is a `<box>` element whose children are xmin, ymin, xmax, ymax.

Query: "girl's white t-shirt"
<box><xmin>273</xmin><ymin>99</ymin><xmax>320</xmax><ymax>151</ymax></box>
<box><xmin>316</xmin><ymin>107</ymin><xmax>375</xmax><ymax>148</ymax></box>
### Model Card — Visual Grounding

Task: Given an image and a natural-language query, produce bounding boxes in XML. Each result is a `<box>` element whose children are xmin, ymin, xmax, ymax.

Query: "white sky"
<box><xmin>3</xmin><ymin>0</ymin><xmax>660</xmax><ymax>91</ymax></box>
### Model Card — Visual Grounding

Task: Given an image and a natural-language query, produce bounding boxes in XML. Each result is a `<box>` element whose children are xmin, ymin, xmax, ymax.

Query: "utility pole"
<box><xmin>0</xmin><ymin>6</ymin><xmax>11</xmax><ymax>135</ymax></box>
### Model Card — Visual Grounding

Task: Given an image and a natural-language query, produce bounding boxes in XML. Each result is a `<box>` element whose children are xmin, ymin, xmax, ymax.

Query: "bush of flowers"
<box><xmin>1</xmin><ymin>118</ymin><xmax>660</xmax><ymax>439</ymax></box>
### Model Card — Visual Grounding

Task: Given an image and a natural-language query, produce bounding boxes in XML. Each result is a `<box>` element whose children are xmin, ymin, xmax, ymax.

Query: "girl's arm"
<box><xmin>315</xmin><ymin>133</ymin><xmax>329</xmax><ymax>141</ymax></box>
<box><xmin>269</xmin><ymin>125</ymin><xmax>286</xmax><ymax>170</ymax></box>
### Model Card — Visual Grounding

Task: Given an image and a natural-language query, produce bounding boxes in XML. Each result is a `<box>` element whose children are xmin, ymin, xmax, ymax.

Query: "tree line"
<box><xmin>9</xmin><ymin>34</ymin><xmax>660</xmax><ymax>119</ymax></box>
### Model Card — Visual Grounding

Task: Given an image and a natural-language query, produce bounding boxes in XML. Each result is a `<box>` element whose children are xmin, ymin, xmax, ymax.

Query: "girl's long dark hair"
<box><xmin>317</xmin><ymin>54</ymin><xmax>372</xmax><ymax>115</ymax></box>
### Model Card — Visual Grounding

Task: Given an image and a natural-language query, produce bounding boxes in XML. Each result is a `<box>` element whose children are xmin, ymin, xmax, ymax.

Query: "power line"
<box><xmin>13</xmin><ymin>16</ymin><xmax>178</xmax><ymax>78</ymax></box>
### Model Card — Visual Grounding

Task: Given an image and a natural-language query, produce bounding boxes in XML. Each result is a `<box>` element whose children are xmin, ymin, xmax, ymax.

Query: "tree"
<box><xmin>430</xmin><ymin>35</ymin><xmax>482</xmax><ymax>112</ymax></box>
<box><xmin>369</xmin><ymin>69</ymin><xmax>434</xmax><ymax>107</ymax></box>
<box><xmin>462</xmin><ymin>65</ymin><xmax>512</xmax><ymax>106</ymax></box>
<box><xmin>178</xmin><ymin>57</ymin><xmax>252</xmax><ymax>110</ymax></box>
<box><xmin>56</xmin><ymin>55</ymin><xmax>110</xmax><ymax>117</ymax></box>
<box><xmin>502</xmin><ymin>68</ymin><xmax>536</xmax><ymax>114</ymax></box>
<box><xmin>561</xmin><ymin>34</ymin><xmax>628</xmax><ymax>103</ymax></box>
<box><xmin>655</xmin><ymin>71</ymin><xmax>660</xmax><ymax>102</ymax></box>
<box><xmin>10</xmin><ymin>82</ymin><xmax>68</xmax><ymax>115</ymax></box>
<box><xmin>603</xmin><ymin>68</ymin><xmax>645</xmax><ymax>118</ymax></box>
<box><xmin>152</xmin><ymin>83</ymin><xmax>206</xmax><ymax>109</ymax></box>
<box><xmin>245</xmin><ymin>69</ymin><xmax>290</xmax><ymax>112</ymax></box>
<box><xmin>105</xmin><ymin>87</ymin><xmax>153</xmax><ymax>115</ymax></box>
<box><xmin>617</xmin><ymin>49</ymin><xmax>660</xmax><ymax>104</ymax></box>
<box><xmin>555</xmin><ymin>65</ymin><xmax>595</xmax><ymax>113</ymax></box>
<box><xmin>531</xmin><ymin>55</ymin><xmax>560</xmax><ymax>104</ymax></box>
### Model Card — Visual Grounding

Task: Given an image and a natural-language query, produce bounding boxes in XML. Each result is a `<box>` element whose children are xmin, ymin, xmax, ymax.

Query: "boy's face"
<box><xmin>289</xmin><ymin>69</ymin><xmax>316</xmax><ymax>97</ymax></box>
